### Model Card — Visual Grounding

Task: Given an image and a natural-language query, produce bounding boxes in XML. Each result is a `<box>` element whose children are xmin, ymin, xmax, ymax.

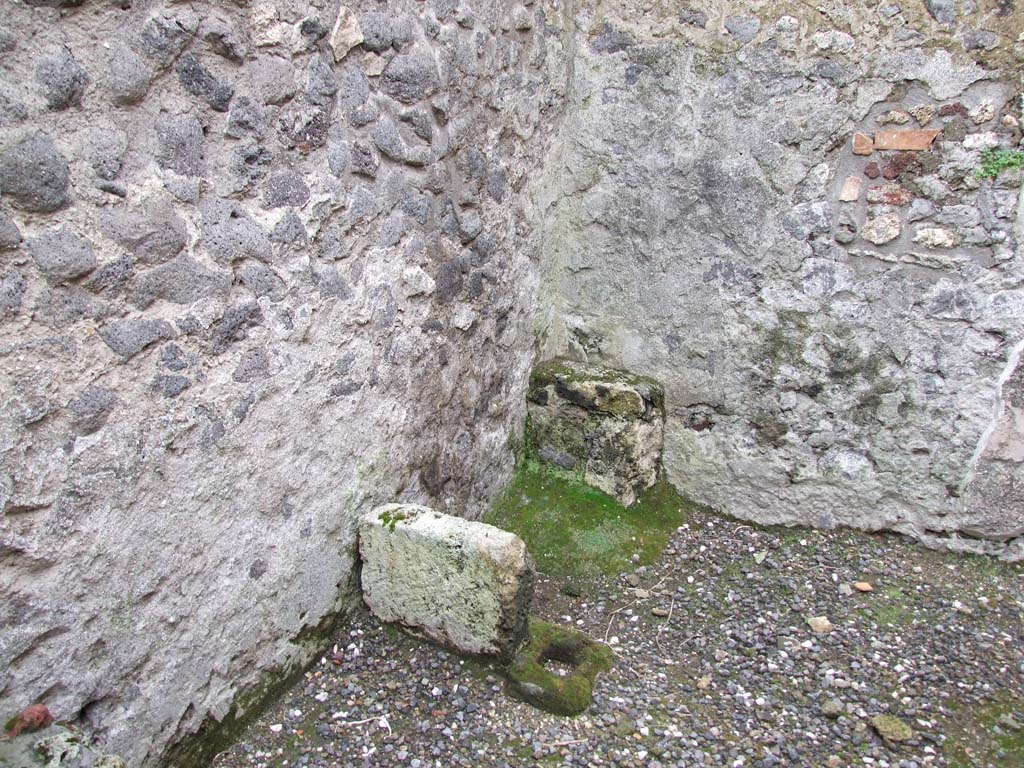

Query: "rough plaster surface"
<box><xmin>0</xmin><ymin>0</ymin><xmax>569</xmax><ymax>763</ymax></box>
<box><xmin>3</xmin><ymin>0</ymin><xmax>1024</xmax><ymax>762</ymax></box>
<box><xmin>536</xmin><ymin>0</ymin><xmax>1024</xmax><ymax>559</ymax></box>
<box><xmin>358</xmin><ymin>504</ymin><xmax>534</xmax><ymax>662</ymax></box>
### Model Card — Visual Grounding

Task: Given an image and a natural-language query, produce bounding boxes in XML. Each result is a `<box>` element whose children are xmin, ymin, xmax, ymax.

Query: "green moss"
<box><xmin>529</xmin><ymin>357</ymin><xmax>661</xmax><ymax>393</ymax></box>
<box><xmin>506</xmin><ymin>618</ymin><xmax>614</xmax><ymax>716</ymax></box>
<box><xmin>755</xmin><ymin>311</ymin><xmax>810</xmax><ymax>375</ymax></box>
<box><xmin>378</xmin><ymin>510</ymin><xmax>412</xmax><ymax>532</ymax></box>
<box><xmin>944</xmin><ymin>695</ymin><xmax>1024</xmax><ymax>767</ymax></box>
<box><xmin>871</xmin><ymin>714</ymin><xmax>914</xmax><ymax>743</ymax></box>
<box><xmin>484</xmin><ymin>461</ymin><xmax>687</xmax><ymax>578</ymax></box>
<box><xmin>857</xmin><ymin>585</ymin><xmax>915</xmax><ymax>627</ymax></box>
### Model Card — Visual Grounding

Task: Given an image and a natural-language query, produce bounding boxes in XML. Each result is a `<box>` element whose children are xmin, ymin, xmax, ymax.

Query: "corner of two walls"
<box><xmin>0</xmin><ymin>0</ymin><xmax>571</xmax><ymax>764</ymax></box>
<box><xmin>536</xmin><ymin>1</ymin><xmax>1024</xmax><ymax>559</ymax></box>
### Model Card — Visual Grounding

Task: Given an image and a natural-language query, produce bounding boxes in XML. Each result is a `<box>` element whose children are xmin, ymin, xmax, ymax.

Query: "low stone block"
<box><xmin>359</xmin><ymin>504</ymin><xmax>534</xmax><ymax>661</ymax></box>
<box><xmin>873</xmin><ymin>129</ymin><xmax>940</xmax><ymax>151</ymax></box>
<box><xmin>527</xmin><ymin>358</ymin><xmax>664</xmax><ymax>507</ymax></box>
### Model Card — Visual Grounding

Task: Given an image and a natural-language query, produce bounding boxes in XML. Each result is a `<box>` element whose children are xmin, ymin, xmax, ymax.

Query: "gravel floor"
<box><xmin>214</xmin><ymin>507</ymin><xmax>1023</xmax><ymax>768</ymax></box>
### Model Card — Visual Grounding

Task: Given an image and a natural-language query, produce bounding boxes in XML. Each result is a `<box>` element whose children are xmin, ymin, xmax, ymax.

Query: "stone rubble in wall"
<box><xmin>0</xmin><ymin>0</ymin><xmax>571</xmax><ymax>764</ymax></box>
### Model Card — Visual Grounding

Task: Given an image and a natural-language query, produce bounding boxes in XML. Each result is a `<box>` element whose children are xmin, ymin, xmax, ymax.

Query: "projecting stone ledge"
<box><xmin>358</xmin><ymin>505</ymin><xmax>534</xmax><ymax>662</ymax></box>
<box><xmin>527</xmin><ymin>358</ymin><xmax>665</xmax><ymax>507</ymax></box>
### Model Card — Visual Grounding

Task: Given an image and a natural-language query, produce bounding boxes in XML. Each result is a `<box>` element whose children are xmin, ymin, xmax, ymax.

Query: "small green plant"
<box><xmin>377</xmin><ymin>510</ymin><xmax>410</xmax><ymax>532</ymax></box>
<box><xmin>976</xmin><ymin>148</ymin><xmax>1024</xmax><ymax>179</ymax></box>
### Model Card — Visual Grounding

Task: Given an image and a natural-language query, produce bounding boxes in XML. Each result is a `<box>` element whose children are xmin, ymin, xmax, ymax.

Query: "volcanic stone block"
<box><xmin>527</xmin><ymin>358</ymin><xmax>665</xmax><ymax>507</ymax></box>
<box><xmin>359</xmin><ymin>504</ymin><xmax>534</xmax><ymax>661</ymax></box>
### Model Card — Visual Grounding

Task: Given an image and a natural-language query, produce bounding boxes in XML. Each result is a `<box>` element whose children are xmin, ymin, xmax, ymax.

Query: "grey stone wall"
<box><xmin>537</xmin><ymin>1</ymin><xmax>1024</xmax><ymax>559</ymax></box>
<box><xmin>0</xmin><ymin>0</ymin><xmax>569</xmax><ymax>763</ymax></box>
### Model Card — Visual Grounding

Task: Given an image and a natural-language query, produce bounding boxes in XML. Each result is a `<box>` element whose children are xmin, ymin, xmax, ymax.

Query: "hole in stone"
<box><xmin>540</xmin><ymin>657</ymin><xmax>575</xmax><ymax>678</ymax></box>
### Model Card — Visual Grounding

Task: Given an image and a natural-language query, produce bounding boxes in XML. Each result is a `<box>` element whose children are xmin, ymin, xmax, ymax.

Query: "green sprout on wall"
<box><xmin>976</xmin><ymin>148</ymin><xmax>1024</xmax><ymax>179</ymax></box>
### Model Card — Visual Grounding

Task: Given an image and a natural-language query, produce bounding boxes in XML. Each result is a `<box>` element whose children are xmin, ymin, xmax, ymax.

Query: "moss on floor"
<box><xmin>483</xmin><ymin>461</ymin><xmax>687</xmax><ymax>578</ymax></box>
<box><xmin>944</xmin><ymin>695</ymin><xmax>1024</xmax><ymax>768</ymax></box>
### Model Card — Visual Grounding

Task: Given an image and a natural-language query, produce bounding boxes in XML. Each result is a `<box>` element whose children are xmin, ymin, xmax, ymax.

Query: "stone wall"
<box><xmin>537</xmin><ymin>0</ymin><xmax>1024</xmax><ymax>558</ymax></box>
<box><xmin>0</xmin><ymin>0</ymin><xmax>570</xmax><ymax>763</ymax></box>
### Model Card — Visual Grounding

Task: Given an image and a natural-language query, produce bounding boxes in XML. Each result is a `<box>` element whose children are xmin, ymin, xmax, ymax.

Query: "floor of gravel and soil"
<box><xmin>213</xmin><ymin>504</ymin><xmax>1023</xmax><ymax>768</ymax></box>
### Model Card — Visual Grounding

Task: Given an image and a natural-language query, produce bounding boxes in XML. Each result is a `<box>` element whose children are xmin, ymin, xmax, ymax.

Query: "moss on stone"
<box><xmin>755</xmin><ymin>310</ymin><xmax>809</xmax><ymax>374</ymax></box>
<box><xmin>378</xmin><ymin>509</ymin><xmax>412</xmax><ymax>532</ymax></box>
<box><xmin>530</xmin><ymin>357</ymin><xmax>663</xmax><ymax>402</ymax></box>
<box><xmin>871</xmin><ymin>714</ymin><xmax>914</xmax><ymax>743</ymax></box>
<box><xmin>506</xmin><ymin>618</ymin><xmax>614</xmax><ymax>716</ymax></box>
<box><xmin>484</xmin><ymin>461</ymin><xmax>687</xmax><ymax>578</ymax></box>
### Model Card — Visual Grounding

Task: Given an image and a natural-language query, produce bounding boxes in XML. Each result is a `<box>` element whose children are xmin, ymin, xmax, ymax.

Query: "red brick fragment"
<box><xmin>882</xmin><ymin>152</ymin><xmax>919</xmax><ymax>180</ymax></box>
<box><xmin>852</xmin><ymin>132</ymin><xmax>874</xmax><ymax>155</ymax></box>
<box><xmin>866</xmin><ymin>183</ymin><xmax>913</xmax><ymax>206</ymax></box>
<box><xmin>874</xmin><ymin>129</ymin><xmax>941</xmax><ymax>151</ymax></box>
<box><xmin>6</xmin><ymin>704</ymin><xmax>53</xmax><ymax>738</ymax></box>
<box><xmin>938</xmin><ymin>103</ymin><xmax>969</xmax><ymax>118</ymax></box>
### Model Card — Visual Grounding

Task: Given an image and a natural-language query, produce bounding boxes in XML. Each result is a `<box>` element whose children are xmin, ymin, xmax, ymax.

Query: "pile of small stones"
<box><xmin>215</xmin><ymin>508</ymin><xmax>1023</xmax><ymax>768</ymax></box>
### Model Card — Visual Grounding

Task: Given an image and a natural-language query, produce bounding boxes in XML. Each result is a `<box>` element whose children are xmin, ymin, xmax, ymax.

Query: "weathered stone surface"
<box><xmin>866</xmin><ymin>183</ymin><xmax>913</xmax><ymax>206</ymax></box>
<box><xmin>359</xmin><ymin>504</ymin><xmax>534</xmax><ymax>660</ymax></box>
<box><xmin>98</xmin><ymin>317</ymin><xmax>174</xmax><ymax>359</ymax></box>
<box><xmin>200</xmin><ymin>198</ymin><xmax>271</xmax><ymax>264</ymax></box>
<box><xmin>35</xmin><ymin>48</ymin><xmax>90</xmax><ymax>111</ymax></box>
<box><xmin>380</xmin><ymin>49</ymin><xmax>440</xmax><ymax>104</ymax></box>
<box><xmin>507</xmin><ymin>618</ymin><xmax>614</xmax><ymax>716</ymax></box>
<box><xmin>108</xmin><ymin>45</ymin><xmax>154</xmax><ymax>105</ymax></box>
<box><xmin>176</xmin><ymin>53</ymin><xmax>233</xmax><ymax>112</ymax></box>
<box><xmin>129</xmin><ymin>254</ymin><xmax>230</xmax><ymax>308</ymax></box>
<box><xmin>155</xmin><ymin>115</ymin><xmax>205</xmax><ymax>177</ymax></box>
<box><xmin>861</xmin><ymin>212</ymin><xmax>901</xmax><ymax>245</ymax></box>
<box><xmin>924</xmin><ymin>0</ymin><xmax>956</xmax><ymax>25</ymax></box>
<box><xmin>262</xmin><ymin>171</ymin><xmax>310</xmax><ymax>209</ymax></box>
<box><xmin>0</xmin><ymin>724</ymin><xmax>126</xmax><ymax>768</ymax></box>
<box><xmin>0</xmin><ymin>133</ymin><xmax>71</xmax><ymax>212</ymax></box>
<box><xmin>913</xmin><ymin>226</ymin><xmax>958</xmax><ymax>248</ymax></box>
<box><xmin>527</xmin><ymin>359</ymin><xmax>665</xmax><ymax>507</ymax></box>
<box><xmin>98</xmin><ymin>203</ymin><xmax>188</xmax><ymax>265</ymax></box>
<box><xmin>26</xmin><ymin>227</ymin><xmax>97</xmax><ymax>284</ymax></box>
<box><xmin>538</xmin><ymin>2</ymin><xmax>1023</xmax><ymax>565</ymax></box>
<box><xmin>329</xmin><ymin>5</ymin><xmax>363</xmax><ymax>62</ymax></box>
<box><xmin>0</xmin><ymin>208</ymin><xmax>21</xmax><ymax>250</ymax></box>
<box><xmin>1</xmin><ymin>2</ymin><xmax>1020</xmax><ymax>766</ymax></box>
<box><xmin>838</xmin><ymin>176</ymin><xmax>862</xmax><ymax>202</ymax></box>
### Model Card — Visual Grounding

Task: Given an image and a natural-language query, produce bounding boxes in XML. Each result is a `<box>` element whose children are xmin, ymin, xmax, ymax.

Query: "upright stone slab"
<box><xmin>359</xmin><ymin>505</ymin><xmax>534</xmax><ymax>661</ymax></box>
<box><xmin>527</xmin><ymin>358</ymin><xmax>665</xmax><ymax>507</ymax></box>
